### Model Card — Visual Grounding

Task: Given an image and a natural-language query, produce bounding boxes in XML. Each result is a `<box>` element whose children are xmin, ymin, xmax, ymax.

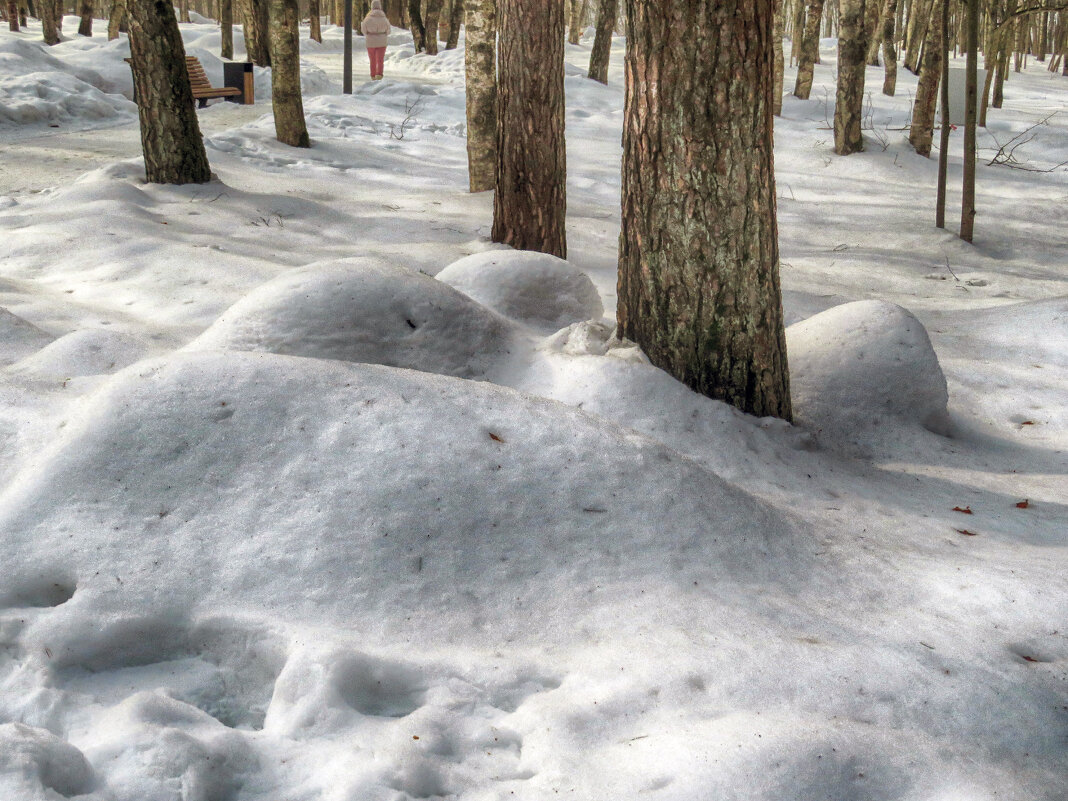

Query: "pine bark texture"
<box><xmin>268</xmin><ymin>0</ymin><xmax>309</xmax><ymax>147</ymax></box>
<box><xmin>220</xmin><ymin>0</ymin><xmax>233</xmax><ymax>58</ymax></box>
<box><xmin>464</xmin><ymin>0</ymin><xmax>496</xmax><ymax>192</ymax></box>
<box><xmin>77</xmin><ymin>0</ymin><xmax>93</xmax><ymax>35</ymax></box>
<box><xmin>243</xmin><ymin>0</ymin><xmax>271</xmax><ymax>65</ymax></box>
<box><xmin>834</xmin><ymin>0</ymin><xmax>869</xmax><ymax>155</ymax></box>
<box><xmin>126</xmin><ymin>0</ymin><xmax>211</xmax><ymax>184</ymax></box>
<box><xmin>908</xmin><ymin>0</ymin><xmax>943</xmax><ymax>156</ymax></box>
<box><xmin>587</xmin><ymin>0</ymin><xmax>618</xmax><ymax>84</ymax></box>
<box><xmin>793</xmin><ymin>0</ymin><xmax>824</xmax><ymax>98</ymax></box>
<box><xmin>618</xmin><ymin>0</ymin><xmax>792</xmax><ymax>421</ymax></box>
<box><xmin>492</xmin><ymin>0</ymin><xmax>566</xmax><ymax>258</ymax></box>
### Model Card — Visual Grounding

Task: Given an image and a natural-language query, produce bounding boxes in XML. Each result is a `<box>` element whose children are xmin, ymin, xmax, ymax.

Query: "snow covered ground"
<box><xmin>0</xmin><ymin>17</ymin><xmax>1066</xmax><ymax>801</ymax></box>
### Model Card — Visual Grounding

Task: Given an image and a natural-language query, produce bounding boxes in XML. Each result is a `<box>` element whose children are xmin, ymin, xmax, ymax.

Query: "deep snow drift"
<box><xmin>0</xmin><ymin>16</ymin><xmax>1066</xmax><ymax>801</ymax></box>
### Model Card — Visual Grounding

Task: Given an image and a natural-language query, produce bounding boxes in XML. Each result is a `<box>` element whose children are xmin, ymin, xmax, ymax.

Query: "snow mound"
<box><xmin>9</xmin><ymin>328</ymin><xmax>150</xmax><ymax>378</ymax></box>
<box><xmin>0</xmin><ymin>308</ymin><xmax>54</xmax><ymax>366</ymax></box>
<box><xmin>0</xmin><ymin>69</ymin><xmax>135</xmax><ymax>126</ymax></box>
<box><xmin>186</xmin><ymin>259</ymin><xmax>520</xmax><ymax>379</ymax></box>
<box><xmin>0</xmin><ymin>349</ymin><xmax>791</xmax><ymax>645</ymax></box>
<box><xmin>787</xmin><ymin>300</ymin><xmax>950</xmax><ymax>453</ymax></box>
<box><xmin>0</xmin><ymin>723</ymin><xmax>93</xmax><ymax>800</ymax></box>
<box><xmin>437</xmin><ymin>250</ymin><xmax>604</xmax><ymax>333</ymax></box>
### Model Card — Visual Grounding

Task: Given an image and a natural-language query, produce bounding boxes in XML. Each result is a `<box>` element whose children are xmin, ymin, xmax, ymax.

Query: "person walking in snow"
<box><xmin>361</xmin><ymin>0</ymin><xmax>391</xmax><ymax>81</ymax></box>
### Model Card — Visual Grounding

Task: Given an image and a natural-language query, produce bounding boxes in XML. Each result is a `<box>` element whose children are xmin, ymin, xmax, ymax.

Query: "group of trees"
<box><xmin>8</xmin><ymin>0</ymin><xmax>1066</xmax><ymax>421</ymax></box>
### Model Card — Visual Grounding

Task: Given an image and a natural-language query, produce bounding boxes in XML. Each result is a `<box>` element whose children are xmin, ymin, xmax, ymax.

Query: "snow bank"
<box><xmin>438</xmin><ymin>249</ymin><xmax>604</xmax><ymax>334</ymax></box>
<box><xmin>186</xmin><ymin>259</ymin><xmax>521</xmax><ymax>379</ymax></box>
<box><xmin>787</xmin><ymin>300</ymin><xmax>951</xmax><ymax>454</ymax></box>
<box><xmin>8</xmin><ymin>328</ymin><xmax>150</xmax><ymax>378</ymax></box>
<box><xmin>0</xmin><ymin>308</ymin><xmax>54</xmax><ymax>366</ymax></box>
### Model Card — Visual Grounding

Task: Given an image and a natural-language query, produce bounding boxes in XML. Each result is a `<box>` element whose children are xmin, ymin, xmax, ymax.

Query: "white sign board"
<box><xmin>939</xmin><ymin>68</ymin><xmax>988</xmax><ymax>127</ymax></box>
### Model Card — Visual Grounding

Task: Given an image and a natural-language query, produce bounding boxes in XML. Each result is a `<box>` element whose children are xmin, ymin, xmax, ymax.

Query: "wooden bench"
<box><xmin>184</xmin><ymin>56</ymin><xmax>243</xmax><ymax>107</ymax></box>
<box><xmin>125</xmin><ymin>56</ymin><xmax>251</xmax><ymax>107</ymax></box>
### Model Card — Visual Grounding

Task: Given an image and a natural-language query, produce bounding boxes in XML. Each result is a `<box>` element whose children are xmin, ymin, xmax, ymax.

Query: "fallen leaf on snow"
<box><xmin>1015</xmin><ymin>500</ymin><xmax>1029</xmax><ymax>509</ymax></box>
<box><xmin>952</xmin><ymin>506</ymin><xmax>973</xmax><ymax>514</ymax></box>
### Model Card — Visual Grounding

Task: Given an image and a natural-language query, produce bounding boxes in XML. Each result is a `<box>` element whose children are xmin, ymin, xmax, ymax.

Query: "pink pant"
<box><xmin>368</xmin><ymin>47</ymin><xmax>385</xmax><ymax>78</ymax></box>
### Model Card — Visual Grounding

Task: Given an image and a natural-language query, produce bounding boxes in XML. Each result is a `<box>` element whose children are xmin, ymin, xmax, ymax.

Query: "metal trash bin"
<box><xmin>223</xmin><ymin>62</ymin><xmax>255</xmax><ymax>105</ymax></box>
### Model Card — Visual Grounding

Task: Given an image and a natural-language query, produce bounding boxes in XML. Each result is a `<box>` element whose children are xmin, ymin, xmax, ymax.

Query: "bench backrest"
<box><xmin>185</xmin><ymin>57</ymin><xmax>214</xmax><ymax>92</ymax></box>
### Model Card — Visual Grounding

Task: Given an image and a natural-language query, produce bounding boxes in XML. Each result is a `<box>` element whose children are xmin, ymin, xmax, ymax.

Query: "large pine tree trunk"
<box><xmin>587</xmin><ymin>0</ymin><xmax>618</xmax><ymax>84</ymax></box>
<box><xmin>424</xmin><ymin>0</ymin><xmax>442</xmax><ymax>54</ymax></box>
<box><xmin>492</xmin><ymin>0</ymin><xmax>566</xmax><ymax>258</ymax></box>
<box><xmin>464</xmin><ymin>0</ymin><xmax>496</xmax><ymax>192</ymax></box>
<box><xmin>446</xmin><ymin>0</ymin><xmax>461</xmax><ymax>48</ymax></box>
<box><xmin>908</xmin><ymin>0</ymin><xmax>942</xmax><ymax>156</ymax></box>
<box><xmin>126</xmin><ymin>0</ymin><xmax>211</xmax><ymax>184</ymax></box>
<box><xmin>618</xmin><ymin>0</ymin><xmax>791</xmax><ymax>420</ymax></box>
<box><xmin>793</xmin><ymin>0</ymin><xmax>825</xmax><ymax>98</ymax></box>
<box><xmin>243</xmin><ymin>0</ymin><xmax>271</xmax><ymax>65</ymax></box>
<box><xmin>219</xmin><ymin>0</ymin><xmax>233</xmax><ymax>57</ymax></box>
<box><xmin>107</xmin><ymin>0</ymin><xmax>124</xmax><ymax>38</ymax></box>
<box><xmin>834</xmin><ymin>0</ymin><xmax>869</xmax><ymax>155</ymax></box>
<box><xmin>268</xmin><ymin>0</ymin><xmax>309</xmax><ymax>146</ymax></box>
<box><xmin>77</xmin><ymin>0</ymin><xmax>92</xmax><ymax>35</ymax></box>
<box><xmin>39</xmin><ymin>0</ymin><xmax>60</xmax><ymax>44</ymax></box>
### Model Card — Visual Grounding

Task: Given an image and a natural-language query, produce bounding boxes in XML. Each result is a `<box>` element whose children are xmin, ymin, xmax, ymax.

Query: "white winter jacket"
<box><xmin>361</xmin><ymin>4</ymin><xmax>391</xmax><ymax>49</ymax></box>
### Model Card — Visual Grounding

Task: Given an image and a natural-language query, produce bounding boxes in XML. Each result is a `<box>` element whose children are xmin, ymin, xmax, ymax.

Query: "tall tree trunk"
<box><xmin>308</xmin><ymin>0</ymin><xmax>320</xmax><ymax>41</ymax></box>
<box><xmin>445</xmin><ymin>0</ymin><xmax>461</xmax><ymax>48</ymax></box>
<box><xmin>107</xmin><ymin>0</ymin><xmax>124</xmax><ymax>38</ymax></box>
<box><xmin>865</xmin><ymin>0</ymin><xmax>882</xmax><ymax>63</ymax></box>
<box><xmin>587</xmin><ymin>0</ymin><xmax>618</xmax><ymax>84</ymax></box>
<box><xmin>424</xmin><ymin>0</ymin><xmax>441</xmax><ymax>53</ymax></box>
<box><xmin>243</xmin><ymin>0</ymin><xmax>271</xmax><ymax>65</ymax></box>
<box><xmin>936</xmin><ymin>0</ymin><xmax>949</xmax><ymax>227</ymax></box>
<box><xmin>464</xmin><ymin>0</ymin><xmax>495</xmax><ymax>192</ymax></box>
<box><xmin>220</xmin><ymin>0</ymin><xmax>232</xmax><ymax>56</ymax></box>
<box><xmin>408</xmin><ymin>0</ymin><xmax>426</xmax><ymax>50</ymax></box>
<box><xmin>908</xmin><ymin>0</ymin><xmax>943</xmax><ymax>156</ymax></box>
<box><xmin>834</xmin><ymin>0</ymin><xmax>870</xmax><ymax>155</ymax></box>
<box><xmin>39</xmin><ymin>0</ymin><xmax>60</xmax><ymax>44</ymax></box>
<box><xmin>493</xmin><ymin>0</ymin><xmax>566</xmax><ymax>258</ymax></box>
<box><xmin>774</xmin><ymin>0</ymin><xmax>785</xmax><ymax>114</ymax></box>
<box><xmin>881</xmin><ymin>0</ymin><xmax>898</xmax><ymax>94</ymax></box>
<box><xmin>904</xmin><ymin>0</ymin><xmax>932</xmax><ymax>71</ymax></box>
<box><xmin>7</xmin><ymin>0</ymin><xmax>19</xmax><ymax>31</ymax></box>
<box><xmin>618</xmin><ymin>0</ymin><xmax>791</xmax><ymax>421</ymax></box>
<box><xmin>179</xmin><ymin>0</ymin><xmax>189</xmax><ymax>21</ymax></box>
<box><xmin>126</xmin><ymin>0</ymin><xmax>211</xmax><ymax>184</ymax></box>
<box><xmin>960</xmin><ymin>0</ymin><xmax>977</xmax><ymax>242</ymax></box>
<box><xmin>793</xmin><ymin>0</ymin><xmax>825</xmax><ymax>98</ymax></box>
<box><xmin>568</xmin><ymin>0</ymin><xmax>582</xmax><ymax>43</ymax></box>
<box><xmin>268</xmin><ymin>0</ymin><xmax>309</xmax><ymax>146</ymax></box>
<box><xmin>77</xmin><ymin>0</ymin><xmax>92</xmax><ymax>34</ymax></box>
